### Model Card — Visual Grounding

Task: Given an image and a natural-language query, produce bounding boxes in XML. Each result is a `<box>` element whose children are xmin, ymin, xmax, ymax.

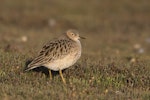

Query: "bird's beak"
<box><xmin>80</xmin><ymin>36</ymin><xmax>86</xmax><ymax>39</ymax></box>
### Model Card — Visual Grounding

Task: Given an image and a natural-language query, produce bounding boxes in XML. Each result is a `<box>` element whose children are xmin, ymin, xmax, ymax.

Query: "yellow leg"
<box><xmin>59</xmin><ymin>70</ymin><xmax>66</xmax><ymax>84</ymax></box>
<box><xmin>49</xmin><ymin>69</ymin><xmax>52</xmax><ymax>80</ymax></box>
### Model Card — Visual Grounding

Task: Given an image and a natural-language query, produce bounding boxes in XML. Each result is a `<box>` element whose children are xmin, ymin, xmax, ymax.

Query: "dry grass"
<box><xmin>0</xmin><ymin>0</ymin><xmax>150</xmax><ymax>100</ymax></box>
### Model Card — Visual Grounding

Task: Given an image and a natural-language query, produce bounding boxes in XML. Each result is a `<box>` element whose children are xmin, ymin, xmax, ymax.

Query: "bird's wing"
<box><xmin>25</xmin><ymin>39</ymin><xmax>73</xmax><ymax>71</ymax></box>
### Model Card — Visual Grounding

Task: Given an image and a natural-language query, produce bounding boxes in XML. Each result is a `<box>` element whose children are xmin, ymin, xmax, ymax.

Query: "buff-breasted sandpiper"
<box><xmin>25</xmin><ymin>29</ymin><xmax>85</xmax><ymax>84</ymax></box>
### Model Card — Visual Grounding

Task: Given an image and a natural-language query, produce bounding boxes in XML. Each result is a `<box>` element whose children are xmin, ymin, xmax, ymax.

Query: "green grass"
<box><xmin>0</xmin><ymin>0</ymin><xmax>150</xmax><ymax>100</ymax></box>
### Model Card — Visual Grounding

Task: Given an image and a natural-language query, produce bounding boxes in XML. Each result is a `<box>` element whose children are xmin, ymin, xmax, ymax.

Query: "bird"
<box><xmin>25</xmin><ymin>29</ymin><xmax>85</xmax><ymax>84</ymax></box>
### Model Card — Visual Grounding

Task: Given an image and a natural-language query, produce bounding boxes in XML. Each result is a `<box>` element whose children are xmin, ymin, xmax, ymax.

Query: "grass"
<box><xmin>0</xmin><ymin>0</ymin><xmax>150</xmax><ymax>100</ymax></box>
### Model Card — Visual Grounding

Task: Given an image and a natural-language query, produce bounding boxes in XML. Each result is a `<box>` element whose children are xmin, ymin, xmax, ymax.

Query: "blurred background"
<box><xmin>0</xmin><ymin>0</ymin><xmax>150</xmax><ymax>99</ymax></box>
<box><xmin>0</xmin><ymin>0</ymin><xmax>150</xmax><ymax>58</ymax></box>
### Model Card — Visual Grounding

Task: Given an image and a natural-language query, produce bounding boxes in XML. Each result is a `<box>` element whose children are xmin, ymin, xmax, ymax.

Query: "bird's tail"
<box><xmin>24</xmin><ymin>63</ymin><xmax>39</xmax><ymax>72</ymax></box>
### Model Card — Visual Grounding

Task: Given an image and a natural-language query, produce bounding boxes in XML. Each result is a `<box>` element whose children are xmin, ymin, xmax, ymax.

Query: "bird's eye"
<box><xmin>71</xmin><ymin>33</ymin><xmax>74</xmax><ymax>36</ymax></box>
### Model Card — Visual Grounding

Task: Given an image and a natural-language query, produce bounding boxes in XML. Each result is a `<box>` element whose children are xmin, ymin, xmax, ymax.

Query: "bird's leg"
<box><xmin>49</xmin><ymin>69</ymin><xmax>52</xmax><ymax>80</ymax></box>
<box><xmin>59</xmin><ymin>69</ymin><xmax>66</xmax><ymax>84</ymax></box>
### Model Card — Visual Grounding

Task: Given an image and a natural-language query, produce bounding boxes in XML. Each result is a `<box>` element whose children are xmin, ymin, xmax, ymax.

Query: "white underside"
<box><xmin>44</xmin><ymin>52</ymin><xmax>81</xmax><ymax>71</ymax></box>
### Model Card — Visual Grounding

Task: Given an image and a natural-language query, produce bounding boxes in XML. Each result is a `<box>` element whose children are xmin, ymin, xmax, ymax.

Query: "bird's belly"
<box><xmin>44</xmin><ymin>53</ymin><xmax>80</xmax><ymax>71</ymax></box>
